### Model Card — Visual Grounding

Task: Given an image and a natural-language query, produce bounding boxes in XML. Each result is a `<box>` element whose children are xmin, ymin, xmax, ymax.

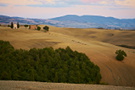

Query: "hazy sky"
<box><xmin>0</xmin><ymin>0</ymin><xmax>135</xmax><ymax>19</ymax></box>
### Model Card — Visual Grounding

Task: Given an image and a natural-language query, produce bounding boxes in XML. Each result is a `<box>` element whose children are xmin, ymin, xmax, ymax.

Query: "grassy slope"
<box><xmin>0</xmin><ymin>26</ymin><xmax>135</xmax><ymax>87</ymax></box>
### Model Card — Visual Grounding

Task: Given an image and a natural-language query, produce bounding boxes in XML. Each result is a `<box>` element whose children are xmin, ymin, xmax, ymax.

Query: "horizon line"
<box><xmin>0</xmin><ymin>14</ymin><xmax>135</xmax><ymax>20</ymax></box>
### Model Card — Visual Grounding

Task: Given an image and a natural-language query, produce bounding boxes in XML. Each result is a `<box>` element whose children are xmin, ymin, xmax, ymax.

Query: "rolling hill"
<box><xmin>0</xmin><ymin>26</ymin><xmax>135</xmax><ymax>87</ymax></box>
<box><xmin>0</xmin><ymin>15</ymin><xmax>135</xmax><ymax>30</ymax></box>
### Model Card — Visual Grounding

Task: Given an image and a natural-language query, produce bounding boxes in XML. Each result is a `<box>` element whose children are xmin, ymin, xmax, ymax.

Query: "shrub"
<box><xmin>115</xmin><ymin>50</ymin><xmax>127</xmax><ymax>61</ymax></box>
<box><xmin>8</xmin><ymin>25</ymin><xmax>11</xmax><ymax>27</ymax></box>
<box><xmin>37</xmin><ymin>26</ymin><xmax>41</xmax><ymax>31</ymax></box>
<box><xmin>43</xmin><ymin>26</ymin><xmax>49</xmax><ymax>31</ymax></box>
<box><xmin>24</xmin><ymin>25</ymin><xmax>29</xmax><ymax>28</ymax></box>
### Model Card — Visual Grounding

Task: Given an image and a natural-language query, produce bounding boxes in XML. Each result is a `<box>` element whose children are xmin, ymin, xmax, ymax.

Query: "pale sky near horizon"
<box><xmin>0</xmin><ymin>0</ymin><xmax>135</xmax><ymax>19</ymax></box>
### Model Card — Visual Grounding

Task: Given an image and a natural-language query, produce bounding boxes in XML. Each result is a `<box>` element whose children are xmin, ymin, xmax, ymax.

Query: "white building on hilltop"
<box><xmin>13</xmin><ymin>24</ymin><xmax>17</xmax><ymax>29</ymax></box>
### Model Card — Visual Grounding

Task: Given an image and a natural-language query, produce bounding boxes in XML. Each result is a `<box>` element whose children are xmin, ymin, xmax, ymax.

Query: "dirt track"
<box><xmin>0</xmin><ymin>26</ymin><xmax>135</xmax><ymax>87</ymax></box>
<box><xmin>0</xmin><ymin>81</ymin><xmax>135</xmax><ymax>90</ymax></box>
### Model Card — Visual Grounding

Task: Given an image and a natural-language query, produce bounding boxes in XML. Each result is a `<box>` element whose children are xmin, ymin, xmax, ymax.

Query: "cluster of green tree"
<box><xmin>0</xmin><ymin>40</ymin><xmax>101</xmax><ymax>84</ymax></box>
<box><xmin>24</xmin><ymin>25</ymin><xmax>49</xmax><ymax>31</ymax></box>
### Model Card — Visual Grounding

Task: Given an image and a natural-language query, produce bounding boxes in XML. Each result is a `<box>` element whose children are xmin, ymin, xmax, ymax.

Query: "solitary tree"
<box><xmin>115</xmin><ymin>50</ymin><xmax>127</xmax><ymax>61</ymax></box>
<box><xmin>37</xmin><ymin>26</ymin><xmax>41</xmax><ymax>31</ymax></box>
<box><xmin>17</xmin><ymin>22</ymin><xmax>20</xmax><ymax>28</ymax></box>
<box><xmin>24</xmin><ymin>25</ymin><xmax>29</xmax><ymax>28</ymax></box>
<box><xmin>11</xmin><ymin>22</ymin><xmax>13</xmax><ymax>29</ymax></box>
<box><xmin>43</xmin><ymin>26</ymin><xmax>49</xmax><ymax>32</ymax></box>
<box><xmin>8</xmin><ymin>25</ymin><xmax>11</xmax><ymax>27</ymax></box>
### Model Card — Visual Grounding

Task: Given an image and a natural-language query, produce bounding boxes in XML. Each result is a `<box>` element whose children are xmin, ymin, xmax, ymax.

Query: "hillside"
<box><xmin>0</xmin><ymin>15</ymin><xmax>135</xmax><ymax>30</ymax></box>
<box><xmin>0</xmin><ymin>26</ymin><xmax>135</xmax><ymax>87</ymax></box>
<box><xmin>38</xmin><ymin>25</ymin><xmax>135</xmax><ymax>47</ymax></box>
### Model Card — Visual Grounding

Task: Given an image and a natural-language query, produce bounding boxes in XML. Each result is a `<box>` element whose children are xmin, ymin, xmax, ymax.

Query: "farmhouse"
<box><xmin>29</xmin><ymin>25</ymin><xmax>37</xmax><ymax>30</ymax></box>
<box><xmin>13</xmin><ymin>24</ymin><xmax>17</xmax><ymax>29</ymax></box>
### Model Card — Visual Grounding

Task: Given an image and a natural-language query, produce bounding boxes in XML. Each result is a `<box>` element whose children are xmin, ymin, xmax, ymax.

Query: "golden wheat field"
<box><xmin>0</xmin><ymin>26</ymin><xmax>135</xmax><ymax>89</ymax></box>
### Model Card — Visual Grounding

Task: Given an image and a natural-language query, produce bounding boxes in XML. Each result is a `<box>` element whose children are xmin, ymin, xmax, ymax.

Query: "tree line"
<box><xmin>24</xmin><ymin>24</ymin><xmax>49</xmax><ymax>31</ymax></box>
<box><xmin>0</xmin><ymin>40</ymin><xmax>101</xmax><ymax>84</ymax></box>
<box><xmin>9</xmin><ymin>22</ymin><xmax>49</xmax><ymax>32</ymax></box>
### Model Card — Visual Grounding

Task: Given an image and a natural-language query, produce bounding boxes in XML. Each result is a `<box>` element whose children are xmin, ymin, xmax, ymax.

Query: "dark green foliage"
<box><xmin>37</xmin><ymin>26</ymin><xmax>41</xmax><ymax>30</ymax></box>
<box><xmin>115</xmin><ymin>50</ymin><xmax>127</xmax><ymax>61</ymax></box>
<box><xmin>11</xmin><ymin>22</ymin><xmax>13</xmax><ymax>29</ymax></box>
<box><xmin>0</xmin><ymin>40</ymin><xmax>14</xmax><ymax>54</ymax></box>
<box><xmin>0</xmin><ymin>40</ymin><xmax>101</xmax><ymax>84</ymax></box>
<box><xmin>17</xmin><ymin>22</ymin><xmax>20</xmax><ymax>28</ymax></box>
<box><xmin>24</xmin><ymin>25</ymin><xmax>29</xmax><ymax>28</ymax></box>
<box><xmin>8</xmin><ymin>25</ymin><xmax>11</xmax><ymax>27</ymax></box>
<box><xmin>43</xmin><ymin>26</ymin><xmax>49</xmax><ymax>31</ymax></box>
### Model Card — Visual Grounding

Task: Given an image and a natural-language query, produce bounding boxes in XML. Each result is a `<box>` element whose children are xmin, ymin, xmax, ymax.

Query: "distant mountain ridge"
<box><xmin>51</xmin><ymin>15</ymin><xmax>135</xmax><ymax>29</ymax></box>
<box><xmin>0</xmin><ymin>15</ymin><xmax>135</xmax><ymax>30</ymax></box>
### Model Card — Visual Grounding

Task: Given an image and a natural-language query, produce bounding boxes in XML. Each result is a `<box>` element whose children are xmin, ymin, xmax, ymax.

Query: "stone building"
<box><xmin>13</xmin><ymin>24</ymin><xmax>17</xmax><ymax>29</ymax></box>
<box><xmin>29</xmin><ymin>25</ymin><xmax>37</xmax><ymax>30</ymax></box>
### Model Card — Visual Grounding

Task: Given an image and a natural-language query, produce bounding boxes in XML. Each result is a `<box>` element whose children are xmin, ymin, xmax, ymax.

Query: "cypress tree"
<box><xmin>17</xmin><ymin>22</ymin><xmax>20</xmax><ymax>28</ymax></box>
<box><xmin>11</xmin><ymin>22</ymin><xmax>13</xmax><ymax>29</ymax></box>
